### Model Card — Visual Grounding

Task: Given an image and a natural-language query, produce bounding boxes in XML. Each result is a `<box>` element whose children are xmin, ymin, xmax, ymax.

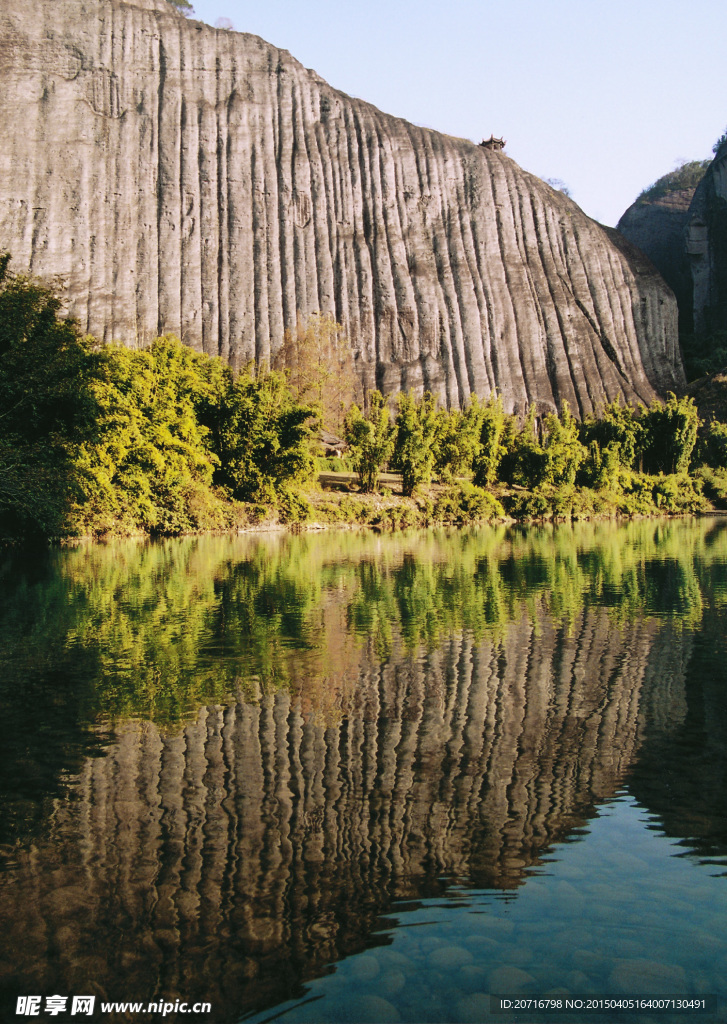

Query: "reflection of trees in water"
<box><xmin>0</xmin><ymin>605</ymin><xmax>686</xmax><ymax>1020</ymax></box>
<box><xmin>0</xmin><ymin>519</ymin><xmax>722</xmax><ymax>848</ymax></box>
<box><xmin>1</xmin><ymin>519</ymin><xmax>722</xmax><ymax>716</ymax></box>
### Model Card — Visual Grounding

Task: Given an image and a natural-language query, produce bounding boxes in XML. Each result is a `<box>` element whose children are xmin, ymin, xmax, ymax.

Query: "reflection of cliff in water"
<box><xmin>628</xmin><ymin>605</ymin><xmax>727</xmax><ymax>862</ymax></box>
<box><xmin>0</xmin><ymin>607</ymin><xmax>686</xmax><ymax>1019</ymax></box>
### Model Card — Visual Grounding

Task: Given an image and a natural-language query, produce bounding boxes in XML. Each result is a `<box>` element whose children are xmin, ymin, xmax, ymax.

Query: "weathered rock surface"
<box><xmin>617</xmin><ymin>189</ymin><xmax>696</xmax><ymax>331</ymax></box>
<box><xmin>0</xmin><ymin>0</ymin><xmax>684</xmax><ymax>411</ymax></box>
<box><xmin>687</xmin><ymin>142</ymin><xmax>727</xmax><ymax>338</ymax></box>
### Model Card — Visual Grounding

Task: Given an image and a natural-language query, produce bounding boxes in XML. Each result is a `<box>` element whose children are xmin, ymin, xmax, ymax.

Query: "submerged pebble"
<box><xmin>427</xmin><ymin>945</ymin><xmax>474</xmax><ymax>969</ymax></box>
<box><xmin>348</xmin><ymin>955</ymin><xmax>380</xmax><ymax>981</ymax></box>
<box><xmin>487</xmin><ymin>965</ymin><xmax>537</xmax><ymax>993</ymax></box>
<box><xmin>608</xmin><ymin>958</ymin><xmax>688</xmax><ymax>994</ymax></box>
<box><xmin>378</xmin><ymin>969</ymin><xmax>406</xmax><ymax>996</ymax></box>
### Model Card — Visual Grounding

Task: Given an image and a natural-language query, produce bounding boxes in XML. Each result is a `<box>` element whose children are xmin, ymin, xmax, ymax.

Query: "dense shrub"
<box><xmin>432</xmin><ymin>483</ymin><xmax>505</xmax><ymax>524</ymax></box>
<box><xmin>578</xmin><ymin>440</ymin><xmax>623</xmax><ymax>491</ymax></box>
<box><xmin>500</xmin><ymin>407</ymin><xmax>547</xmax><ymax>486</ymax></box>
<box><xmin>0</xmin><ymin>255</ymin><xmax>95</xmax><ymax>535</ymax></box>
<box><xmin>0</xmin><ymin>252</ymin><xmax>723</xmax><ymax>538</ymax></box>
<box><xmin>372</xmin><ymin>504</ymin><xmax>420</xmax><ymax>530</ymax></box>
<box><xmin>639</xmin><ymin>394</ymin><xmax>699</xmax><ymax>475</ymax></box>
<box><xmin>71</xmin><ymin>338</ymin><xmax>229</xmax><ymax>535</ymax></box>
<box><xmin>0</xmin><ymin>257</ymin><xmax>320</xmax><ymax>537</ymax></box>
<box><xmin>316</xmin><ymin>456</ymin><xmax>352</xmax><ymax>473</ymax></box>
<box><xmin>579</xmin><ymin>399</ymin><xmax>642</xmax><ymax>471</ymax></box>
<box><xmin>697</xmin><ymin>419</ymin><xmax>727</xmax><ymax>469</ymax></box>
<box><xmin>616</xmin><ymin>471</ymin><xmax>707</xmax><ymax>515</ymax></box>
<box><xmin>277</xmin><ymin>488</ymin><xmax>313</xmax><ymax>524</ymax></box>
<box><xmin>681</xmin><ymin>328</ymin><xmax>727</xmax><ymax>380</ymax></box>
<box><xmin>504</xmin><ymin>485</ymin><xmax>609</xmax><ymax>521</ymax></box>
<box><xmin>694</xmin><ymin>466</ymin><xmax>727</xmax><ymax>509</ymax></box>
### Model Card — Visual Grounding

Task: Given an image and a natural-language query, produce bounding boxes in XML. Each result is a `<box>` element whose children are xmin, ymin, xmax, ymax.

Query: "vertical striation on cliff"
<box><xmin>0</xmin><ymin>0</ymin><xmax>683</xmax><ymax>411</ymax></box>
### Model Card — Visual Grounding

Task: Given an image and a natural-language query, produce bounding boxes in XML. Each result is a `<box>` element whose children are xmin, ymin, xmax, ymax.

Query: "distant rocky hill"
<box><xmin>688</xmin><ymin>142</ymin><xmax>727</xmax><ymax>339</ymax></box>
<box><xmin>0</xmin><ymin>0</ymin><xmax>684</xmax><ymax>412</ymax></box>
<box><xmin>618</xmin><ymin>149</ymin><xmax>727</xmax><ymax>379</ymax></box>
<box><xmin>617</xmin><ymin>162</ymin><xmax>710</xmax><ymax>334</ymax></box>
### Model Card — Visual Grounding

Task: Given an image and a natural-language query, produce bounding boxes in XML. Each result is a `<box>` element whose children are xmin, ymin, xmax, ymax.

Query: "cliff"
<box><xmin>0</xmin><ymin>0</ymin><xmax>684</xmax><ymax>412</ymax></box>
<box><xmin>617</xmin><ymin>189</ymin><xmax>696</xmax><ymax>332</ymax></box>
<box><xmin>687</xmin><ymin>142</ymin><xmax>727</xmax><ymax>338</ymax></box>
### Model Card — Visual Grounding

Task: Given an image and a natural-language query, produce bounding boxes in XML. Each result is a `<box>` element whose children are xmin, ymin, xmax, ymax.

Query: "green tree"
<box><xmin>212</xmin><ymin>366</ymin><xmax>317</xmax><ymax>502</ymax></box>
<box><xmin>578</xmin><ymin>440</ymin><xmax>622</xmax><ymax>491</ymax></box>
<box><xmin>393</xmin><ymin>391</ymin><xmax>439</xmax><ymax>496</ymax></box>
<box><xmin>637</xmin><ymin>160</ymin><xmax>711</xmax><ymax>202</ymax></box>
<box><xmin>541</xmin><ymin>402</ymin><xmax>586</xmax><ymax>485</ymax></box>
<box><xmin>0</xmin><ymin>254</ymin><xmax>95</xmax><ymax>535</ymax></box>
<box><xmin>166</xmin><ymin>0</ymin><xmax>194</xmax><ymax>15</ymax></box>
<box><xmin>640</xmin><ymin>394</ymin><xmax>700</xmax><ymax>475</ymax></box>
<box><xmin>71</xmin><ymin>337</ymin><xmax>229</xmax><ymax>535</ymax></box>
<box><xmin>500</xmin><ymin>406</ymin><xmax>547</xmax><ymax>487</ymax></box>
<box><xmin>434</xmin><ymin>394</ymin><xmax>498</xmax><ymax>482</ymax></box>
<box><xmin>343</xmin><ymin>391</ymin><xmax>395</xmax><ymax>493</ymax></box>
<box><xmin>698</xmin><ymin>419</ymin><xmax>727</xmax><ymax>469</ymax></box>
<box><xmin>472</xmin><ymin>395</ymin><xmax>510</xmax><ymax>486</ymax></box>
<box><xmin>433</xmin><ymin>407</ymin><xmax>470</xmax><ymax>481</ymax></box>
<box><xmin>579</xmin><ymin>398</ymin><xmax>642</xmax><ymax>470</ymax></box>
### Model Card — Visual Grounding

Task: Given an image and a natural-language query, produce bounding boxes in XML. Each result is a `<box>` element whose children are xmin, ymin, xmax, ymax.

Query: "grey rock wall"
<box><xmin>617</xmin><ymin>189</ymin><xmax>696</xmax><ymax>332</ymax></box>
<box><xmin>687</xmin><ymin>143</ymin><xmax>727</xmax><ymax>338</ymax></box>
<box><xmin>0</xmin><ymin>0</ymin><xmax>684</xmax><ymax>411</ymax></box>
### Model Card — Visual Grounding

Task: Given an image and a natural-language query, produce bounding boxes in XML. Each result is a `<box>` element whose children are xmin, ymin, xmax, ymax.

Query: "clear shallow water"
<box><xmin>1</xmin><ymin>520</ymin><xmax>727</xmax><ymax>1023</ymax></box>
<box><xmin>252</xmin><ymin>794</ymin><xmax>727</xmax><ymax>1024</ymax></box>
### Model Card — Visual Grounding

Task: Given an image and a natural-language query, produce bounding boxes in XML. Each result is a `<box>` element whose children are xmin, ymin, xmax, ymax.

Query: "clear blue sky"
<box><xmin>186</xmin><ymin>0</ymin><xmax>726</xmax><ymax>227</ymax></box>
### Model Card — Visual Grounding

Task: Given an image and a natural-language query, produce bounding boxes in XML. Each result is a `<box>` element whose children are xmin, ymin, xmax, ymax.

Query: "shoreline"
<box><xmin>32</xmin><ymin>508</ymin><xmax>723</xmax><ymax>550</ymax></box>
<box><xmin>2</xmin><ymin>474</ymin><xmax>720</xmax><ymax>547</ymax></box>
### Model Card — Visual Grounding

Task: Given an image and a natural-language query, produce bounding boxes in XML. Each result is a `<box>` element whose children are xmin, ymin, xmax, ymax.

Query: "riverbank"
<box><xmin>37</xmin><ymin>470</ymin><xmax>710</xmax><ymax>545</ymax></box>
<box><xmin>272</xmin><ymin>468</ymin><xmax>710</xmax><ymax>528</ymax></box>
<box><xmin>1</xmin><ymin>262</ymin><xmax>722</xmax><ymax>543</ymax></box>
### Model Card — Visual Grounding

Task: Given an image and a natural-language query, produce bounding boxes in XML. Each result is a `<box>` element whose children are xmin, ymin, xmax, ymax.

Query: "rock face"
<box><xmin>617</xmin><ymin>189</ymin><xmax>696</xmax><ymax>332</ymax></box>
<box><xmin>0</xmin><ymin>0</ymin><xmax>684</xmax><ymax>412</ymax></box>
<box><xmin>687</xmin><ymin>142</ymin><xmax>727</xmax><ymax>337</ymax></box>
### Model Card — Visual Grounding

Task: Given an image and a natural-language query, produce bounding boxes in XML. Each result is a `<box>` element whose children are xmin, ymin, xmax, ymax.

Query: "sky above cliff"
<box><xmin>186</xmin><ymin>0</ymin><xmax>725</xmax><ymax>227</ymax></box>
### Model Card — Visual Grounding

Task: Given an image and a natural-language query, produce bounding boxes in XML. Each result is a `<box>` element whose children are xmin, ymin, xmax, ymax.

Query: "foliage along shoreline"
<box><xmin>3</xmin><ymin>253</ymin><xmax>727</xmax><ymax>543</ymax></box>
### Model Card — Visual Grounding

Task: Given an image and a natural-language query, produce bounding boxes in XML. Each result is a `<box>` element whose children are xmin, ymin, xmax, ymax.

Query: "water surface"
<box><xmin>1</xmin><ymin>521</ymin><xmax>727</xmax><ymax>1022</ymax></box>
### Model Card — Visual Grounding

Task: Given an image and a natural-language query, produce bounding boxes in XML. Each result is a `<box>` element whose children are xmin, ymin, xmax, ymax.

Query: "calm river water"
<box><xmin>1</xmin><ymin>521</ymin><xmax>727</xmax><ymax>1023</ymax></box>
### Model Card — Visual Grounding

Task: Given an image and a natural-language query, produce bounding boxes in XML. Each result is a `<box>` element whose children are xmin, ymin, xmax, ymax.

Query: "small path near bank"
<box><xmin>318</xmin><ymin>470</ymin><xmax>404</xmax><ymax>492</ymax></box>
